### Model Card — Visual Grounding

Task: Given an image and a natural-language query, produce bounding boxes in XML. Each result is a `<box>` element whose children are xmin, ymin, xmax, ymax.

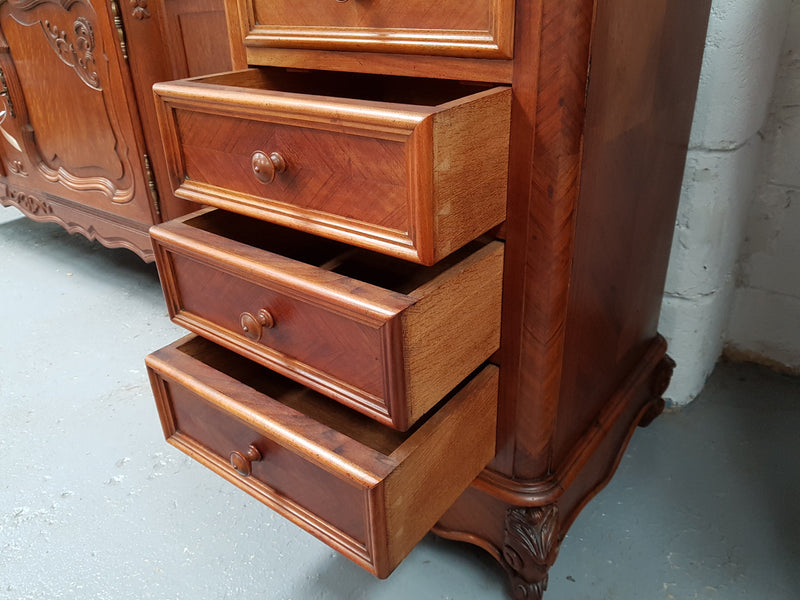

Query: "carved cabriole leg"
<box><xmin>434</xmin><ymin>337</ymin><xmax>674</xmax><ymax>600</ymax></box>
<box><xmin>502</xmin><ymin>505</ymin><xmax>560</xmax><ymax>600</ymax></box>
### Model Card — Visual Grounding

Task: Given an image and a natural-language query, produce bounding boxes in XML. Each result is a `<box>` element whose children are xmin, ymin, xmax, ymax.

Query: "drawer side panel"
<box><xmin>381</xmin><ymin>365</ymin><xmax>499</xmax><ymax>575</ymax></box>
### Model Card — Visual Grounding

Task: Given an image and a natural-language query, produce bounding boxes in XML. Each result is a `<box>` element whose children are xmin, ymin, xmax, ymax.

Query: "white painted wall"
<box><xmin>659</xmin><ymin>0</ymin><xmax>797</xmax><ymax>404</ymax></box>
<box><xmin>725</xmin><ymin>3</ymin><xmax>800</xmax><ymax>373</ymax></box>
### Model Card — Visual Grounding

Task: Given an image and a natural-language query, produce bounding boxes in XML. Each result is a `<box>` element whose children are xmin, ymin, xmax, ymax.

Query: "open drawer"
<box><xmin>146</xmin><ymin>335</ymin><xmax>498</xmax><ymax>578</ymax></box>
<box><xmin>150</xmin><ymin>208</ymin><xmax>503</xmax><ymax>431</ymax></box>
<box><xmin>153</xmin><ymin>68</ymin><xmax>510</xmax><ymax>265</ymax></box>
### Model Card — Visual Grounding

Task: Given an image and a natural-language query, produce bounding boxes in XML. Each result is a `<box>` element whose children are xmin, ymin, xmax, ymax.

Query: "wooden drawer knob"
<box><xmin>240</xmin><ymin>308</ymin><xmax>275</xmax><ymax>341</ymax></box>
<box><xmin>251</xmin><ymin>151</ymin><xmax>286</xmax><ymax>183</ymax></box>
<box><xmin>229</xmin><ymin>444</ymin><xmax>262</xmax><ymax>477</ymax></box>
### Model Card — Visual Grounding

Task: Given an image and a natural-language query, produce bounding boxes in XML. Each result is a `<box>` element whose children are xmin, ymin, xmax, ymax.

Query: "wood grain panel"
<box><xmin>237</xmin><ymin>0</ymin><xmax>515</xmax><ymax>59</ymax></box>
<box><xmin>240</xmin><ymin>46</ymin><xmax>514</xmax><ymax>84</ymax></box>
<box><xmin>552</xmin><ymin>0</ymin><xmax>712</xmax><ymax>467</ymax></box>
<box><xmin>492</xmin><ymin>0</ymin><xmax>595</xmax><ymax>478</ymax></box>
<box><xmin>166</xmin><ymin>377</ymin><xmax>368</xmax><ymax>544</ymax></box>
<box><xmin>403</xmin><ymin>243</ymin><xmax>504</xmax><ymax>424</ymax></box>
<box><xmin>175</xmin><ymin>109</ymin><xmax>410</xmax><ymax>231</ymax></box>
<box><xmin>169</xmin><ymin>251</ymin><xmax>388</xmax><ymax>399</ymax></box>
<box><xmin>160</xmin><ymin>0</ymin><xmax>234</xmax><ymax>79</ymax></box>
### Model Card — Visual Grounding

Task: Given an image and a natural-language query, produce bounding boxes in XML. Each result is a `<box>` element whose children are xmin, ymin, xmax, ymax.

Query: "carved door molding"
<box><xmin>0</xmin><ymin>0</ymin><xmax>152</xmax><ymax>221</ymax></box>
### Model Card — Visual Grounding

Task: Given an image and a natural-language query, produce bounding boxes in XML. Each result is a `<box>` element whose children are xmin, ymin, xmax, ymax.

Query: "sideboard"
<box><xmin>0</xmin><ymin>0</ymin><xmax>233</xmax><ymax>260</ymax></box>
<box><xmin>143</xmin><ymin>1</ymin><xmax>712</xmax><ymax>598</ymax></box>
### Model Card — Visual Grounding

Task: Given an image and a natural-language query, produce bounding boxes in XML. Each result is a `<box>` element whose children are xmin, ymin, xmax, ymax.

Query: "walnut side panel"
<box><xmin>552</xmin><ymin>0</ymin><xmax>712</xmax><ymax>466</ymax></box>
<box><xmin>493</xmin><ymin>0</ymin><xmax>594</xmax><ymax>478</ymax></box>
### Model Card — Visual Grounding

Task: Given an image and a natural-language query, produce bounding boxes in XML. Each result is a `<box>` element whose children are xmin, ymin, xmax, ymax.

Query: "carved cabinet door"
<box><xmin>0</xmin><ymin>0</ymin><xmax>155</xmax><ymax>225</ymax></box>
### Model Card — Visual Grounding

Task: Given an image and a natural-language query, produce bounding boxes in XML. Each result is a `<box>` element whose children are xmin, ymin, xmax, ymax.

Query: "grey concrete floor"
<box><xmin>1</xmin><ymin>204</ymin><xmax>799</xmax><ymax>600</ymax></box>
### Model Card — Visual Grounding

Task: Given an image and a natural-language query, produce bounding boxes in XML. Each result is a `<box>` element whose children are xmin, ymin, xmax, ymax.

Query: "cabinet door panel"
<box><xmin>0</xmin><ymin>0</ymin><xmax>153</xmax><ymax>224</ymax></box>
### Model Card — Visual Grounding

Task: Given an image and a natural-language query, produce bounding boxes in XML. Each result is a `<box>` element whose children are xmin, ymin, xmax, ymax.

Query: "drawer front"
<box><xmin>164</xmin><ymin>373</ymin><xmax>368</xmax><ymax>545</ymax></box>
<box><xmin>146</xmin><ymin>336</ymin><xmax>498</xmax><ymax>578</ymax></box>
<box><xmin>234</xmin><ymin>0</ymin><xmax>515</xmax><ymax>60</ymax></box>
<box><xmin>151</xmin><ymin>209</ymin><xmax>504</xmax><ymax>431</ymax></box>
<box><xmin>174</xmin><ymin>108</ymin><xmax>410</xmax><ymax>233</ymax></box>
<box><xmin>168</xmin><ymin>250</ymin><xmax>388</xmax><ymax>405</ymax></box>
<box><xmin>154</xmin><ymin>69</ymin><xmax>511</xmax><ymax>265</ymax></box>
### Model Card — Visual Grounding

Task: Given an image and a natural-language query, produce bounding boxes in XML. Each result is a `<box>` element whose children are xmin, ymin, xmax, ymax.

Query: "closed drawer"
<box><xmin>151</xmin><ymin>208</ymin><xmax>503</xmax><ymax>431</ymax></box>
<box><xmin>146</xmin><ymin>335</ymin><xmax>498</xmax><ymax>578</ymax></box>
<box><xmin>153</xmin><ymin>68</ymin><xmax>511</xmax><ymax>265</ymax></box>
<box><xmin>231</xmin><ymin>0</ymin><xmax>515</xmax><ymax>60</ymax></box>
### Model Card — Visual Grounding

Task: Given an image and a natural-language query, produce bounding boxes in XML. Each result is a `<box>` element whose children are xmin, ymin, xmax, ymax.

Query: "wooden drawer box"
<box><xmin>153</xmin><ymin>68</ymin><xmax>511</xmax><ymax>265</ymax></box>
<box><xmin>146</xmin><ymin>335</ymin><xmax>498</xmax><ymax>578</ymax></box>
<box><xmin>229</xmin><ymin>0</ymin><xmax>515</xmax><ymax>60</ymax></box>
<box><xmin>150</xmin><ymin>209</ymin><xmax>503</xmax><ymax>431</ymax></box>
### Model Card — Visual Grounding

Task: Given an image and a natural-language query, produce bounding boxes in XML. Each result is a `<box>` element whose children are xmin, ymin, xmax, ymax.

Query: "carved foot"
<box><xmin>502</xmin><ymin>505</ymin><xmax>560</xmax><ymax>600</ymax></box>
<box><xmin>639</xmin><ymin>354</ymin><xmax>675</xmax><ymax>428</ymax></box>
<box><xmin>638</xmin><ymin>397</ymin><xmax>665</xmax><ymax>428</ymax></box>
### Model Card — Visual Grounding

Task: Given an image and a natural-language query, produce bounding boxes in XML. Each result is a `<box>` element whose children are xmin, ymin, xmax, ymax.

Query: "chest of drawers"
<box><xmin>144</xmin><ymin>1</ymin><xmax>712</xmax><ymax>598</ymax></box>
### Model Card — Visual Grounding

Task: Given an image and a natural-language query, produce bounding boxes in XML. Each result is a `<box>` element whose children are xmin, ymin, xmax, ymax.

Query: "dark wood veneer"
<box><xmin>435</xmin><ymin>1</ymin><xmax>711</xmax><ymax>597</ymax></box>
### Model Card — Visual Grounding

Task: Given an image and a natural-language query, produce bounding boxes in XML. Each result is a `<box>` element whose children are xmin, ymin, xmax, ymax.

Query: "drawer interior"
<box><xmin>184</xmin><ymin>209</ymin><xmax>486</xmax><ymax>295</ymax></box>
<box><xmin>197</xmin><ymin>67</ymin><xmax>497</xmax><ymax>107</ymax></box>
<box><xmin>177</xmin><ymin>334</ymin><xmax>418</xmax><ymax>455</ymax></box>
<box><xmin>148</xmin><ymin>334</ymin><xmax>498</xmax><ymax>577</ymax></box>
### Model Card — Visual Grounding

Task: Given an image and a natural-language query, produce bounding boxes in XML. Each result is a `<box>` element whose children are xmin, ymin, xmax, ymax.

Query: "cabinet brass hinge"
<box><xmin>0</xmin><ymin>67</ymin><xmax>15</xmax><ymax>118</ymax></box>
<box><xmin>109</xmin><ymin>0</ymin><xmax>129</xmax><ymax>61</ymax></box>
<box><xmin>143</xmin><ymin>153</ymin><xmax>160</xmax><ymax>216</ymax></box>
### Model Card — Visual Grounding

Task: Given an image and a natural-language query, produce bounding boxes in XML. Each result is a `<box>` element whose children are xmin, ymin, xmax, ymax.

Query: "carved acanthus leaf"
<box><xmin>43</xmin><ymin>16</ymin><xmax>101</xmax><ymax>90</ymax></box>
<box><xmin>504</xmin><ymin>505</ymin><xmax>559</xmax><ymax>566</ymax></box>
<box><xmin>501</xmin><ymin>505</ymin><xmax>560</xmax><ymax>600</ymax></box>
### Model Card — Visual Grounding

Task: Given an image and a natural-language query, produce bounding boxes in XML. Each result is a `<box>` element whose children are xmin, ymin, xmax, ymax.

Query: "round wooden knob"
<box><xmin>239</xmin><ymin>308</ymin><xmax>275</xmax><ymax>341</ymax></box>
<box><xmin>251</xmin><ymin>151</ymin><xmax>286</xmax><ymax>183</ymax></box>
<box><xmin>229</xmin><ymin>444</ymin><xmax>262</xmax><ymax>477</ymax></box>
